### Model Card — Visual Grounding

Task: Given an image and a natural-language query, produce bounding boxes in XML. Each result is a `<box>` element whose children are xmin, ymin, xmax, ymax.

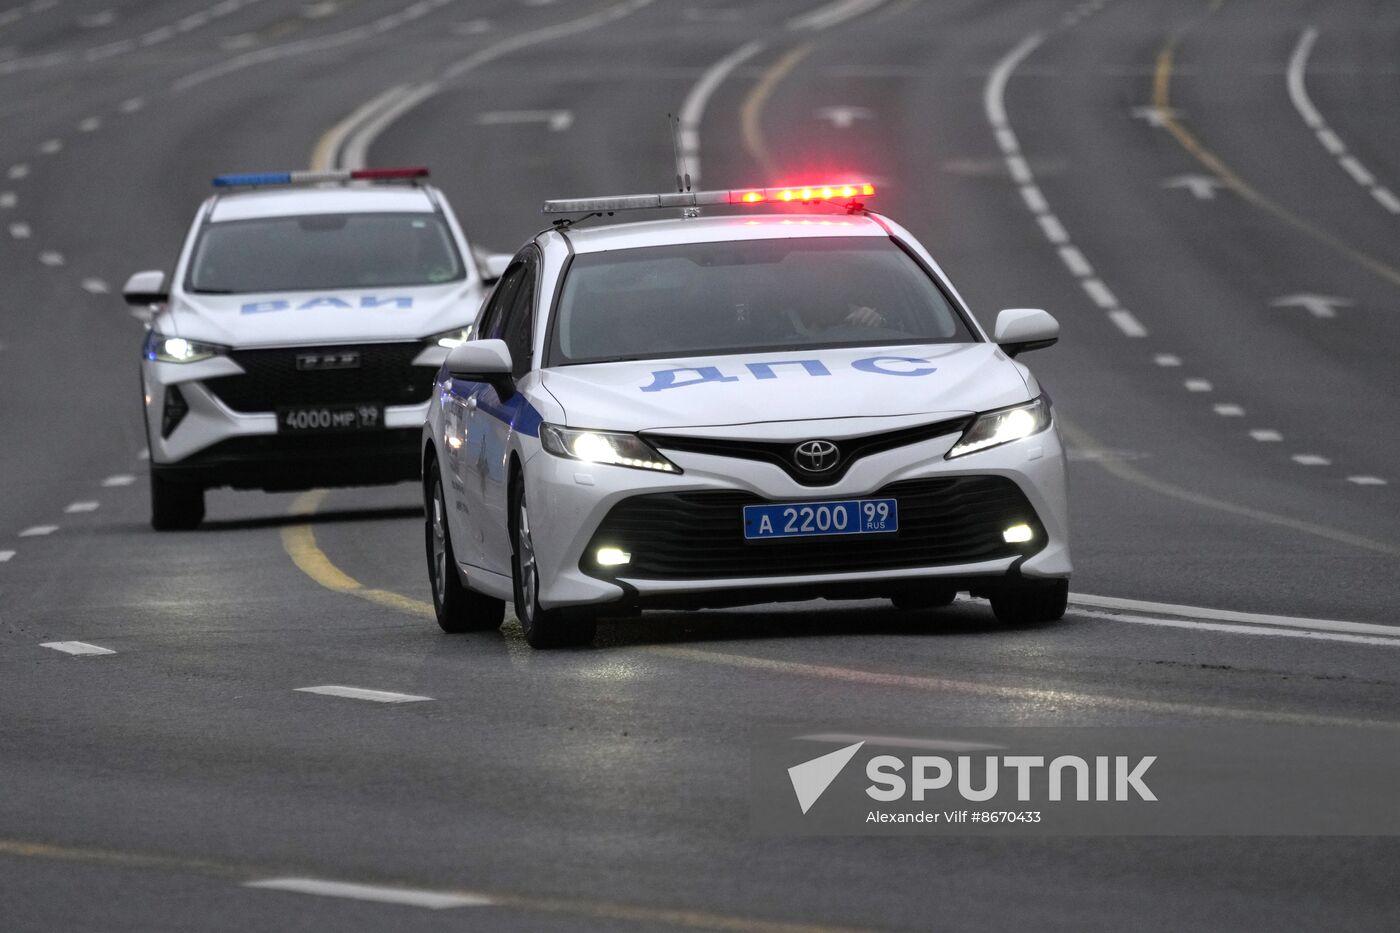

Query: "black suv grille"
<box><xmin>205</xmin><ymin>343</ymin><xmax>434</xmax><ymax>413</ymax></box>
<box><xmin>646</xmin><ymin>416</ymin><xmax>972</xmax><ymax>486</ymax></box>
<box><xmin>583</xmin><ymin>476</ymin><xmax>1041</xmax><ymax>580</ymax></box>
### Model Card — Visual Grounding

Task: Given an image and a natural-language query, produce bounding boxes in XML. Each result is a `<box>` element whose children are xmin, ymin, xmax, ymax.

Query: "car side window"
<box><xmin>500</xmin><ymin>250</ymin><xmax>538</xmax><ymax>378</ymax></box>
<box><xmin>477</xmin><ymin>261</ymin><xmax>526</xmax><ymax>341</ymax></box>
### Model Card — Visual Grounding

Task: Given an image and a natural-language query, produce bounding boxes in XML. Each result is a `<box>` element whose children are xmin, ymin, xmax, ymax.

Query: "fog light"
<box><xmin>1003</xmin><ymin>523</ymin><xmax>1034</xmax><ymax>544</ymax></box>
<box><xmin>596</xmin><ymin>547</ymin><xmax>631</xmax><ymax>567</ymax></box>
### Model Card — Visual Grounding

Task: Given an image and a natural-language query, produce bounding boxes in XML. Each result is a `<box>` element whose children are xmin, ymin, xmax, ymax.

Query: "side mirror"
<box><xmin>445</xmin><ymin>338</ymin><xmax>515</xmax><ymax>399</ymax></box>
<box><xmin>123</xmin><ymin>270</ymin><xmax>168</xmax><ymax>307</ymax></box>
<box><xmin>993</xmin><ymin>308</ymin><xmax>1059</xmax><ymax>358</ymax></box>
<box><xmin>480</xmin><ymin>253</ymin><xmax>512</xmax><ymax>285</ymax></box>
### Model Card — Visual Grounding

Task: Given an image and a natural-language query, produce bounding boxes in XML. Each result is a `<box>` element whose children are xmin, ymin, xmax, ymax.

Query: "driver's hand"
<box><xmin>845</xmin><ymin>304</ymin><xmax>885</xmax><ymax>328</ymax></box>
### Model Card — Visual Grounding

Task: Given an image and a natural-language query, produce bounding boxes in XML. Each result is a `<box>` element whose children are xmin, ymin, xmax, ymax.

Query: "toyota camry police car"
<box><xmin>422</xmin><ymin>182</ymin><xmax>1070</xmax><ymax>648</ymax></box>
<box><xmin>127</xmin><ymin>167</ymin><xmax>506</xmax><ymax>530</ymax></box>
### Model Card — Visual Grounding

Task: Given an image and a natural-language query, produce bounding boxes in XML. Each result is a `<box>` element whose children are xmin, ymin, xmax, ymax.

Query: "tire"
<box><xmin>510</xmin><ymin>475</ymin><xmax>595</xmax><ymax>649</ymax></box>
<box><xmin>891</xmin><ymin>584</ymin><xmax>958</xmax><ymax>611</ymax></box>
<box><xmin>989</xmin><ymin>578</ymin><xmax>1068</xmax><ymax>625</ymax></box>
<box><xmin>425</xmin><ymin>461</ymin><xmax>504</xmax><ymax>633</ymax></box>
<box><xmin>150</xmin><ymin>472</ymin><xmax>204</xmax><ymax>531</ymax></box>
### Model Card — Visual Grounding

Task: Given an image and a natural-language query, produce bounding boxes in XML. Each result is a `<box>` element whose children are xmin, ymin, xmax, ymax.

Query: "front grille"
<box><xmin>583</xmin><ymin>476</ymin><xmax>1041</xmax><ymax>580</ymax></box>
<box><xmin>646</xmin><ymin>416</ymin><xmax>972</xmax><ymax>486</ymax></box>
<box><xmin>205</xmin><ymin>343</ymin><xmax>433</xmax><ymax>413</ymax></box>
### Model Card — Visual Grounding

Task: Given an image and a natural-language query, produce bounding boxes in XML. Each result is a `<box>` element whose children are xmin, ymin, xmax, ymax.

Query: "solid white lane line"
<box><xmin>1153</xmin><ymin>353</ymin><xmax>1182</xmax><ymax>366</ymax></box>
<box><xmin>984</xmin><ymin>33</ymin><xmax>1042</xmax><ymax>130</ymax></box>
<box><xmin>1292</xmin><ymin>454</ymin><xmax>1330</xmax><ymax>466</ymax></box>
<box><xmin>1036</xmin><ymin>213</ymin><xmax>1067</xmax><ymax>243</ymax></box>
<box><xmin>1071</xmin><ymin>593</ymin><xmax>1400</xmax><ymax>639</ymax></box>
<box><xmin>101</xmin><ymin>474</ymin><xmax>136</xmax><ymax>487</ymax></box>
<box><xmin>1081</xmin><ymin>278</ymin><xmax>1117</xmax><ymax>309</ymax></box>
<box><xmin>1212</xmin><ymin>403</ymin><xmax>1244</xmax><ymax>416</ymax></box>
<box><xmin>1285</xmin><ymin>27</ymin><xmax>1323</xmax><ymax>127</ymax></box>
<box><xmin>0</xmin><ymin>550</ymin><xmax>14</xmax><ymax>562</ymax></box>
<box><xmin>1315</xmin><ymin>128</ymin><xmax>1345</xmax><ymax>155</ymax></box>
<box><xmin>1057</xmin><ymin>245</ymin><xmax>1092</xmax><ymax>277</ymax></box>
<box><xmin>1107</xmin><ymin>310</ymin><xmax>1147</xmax><ymax>337</ymax></box>
<box><xmin>295</xmin><ymin>686</ymin><xmax>432</xmax><ymax>703</ymax></box>
<box><xmin>1347</xmin><ymin>476</ymin><xmax>1387</xmax><ymax>486</ymax></box>
<box><xmin>41</xmin><ymin>641</ymin><xmax>117</xmax><ymax>656</ymax></box>
<box><xmin>1076</xmin><ymin>610</ymin><xmax>1400</xmax><ymax>649</ymax></box>
<box><xmin>1019</xmin><ymin>184</ymin><xmax>1048</xmax><ymax>213</ymax></box>
<box><xmin>19</xmin><ymin>525</ymin><xmax>57</xmax><ymax>537</ymax></box>
<box><xmin>798</xmin><ymin>733</ymin><xmax>1004</xmax><ymax>752</ymax></box>
<box><xmin>64</xmin><ymin>501</ymin><xmax>99</xmax><ymax>513</ymax></box>
<box><xmin>246</xmin><ymin>878</ymin><xmax>490</xmax><ymax>909</ymax></box>
<box><xmin>1184</xmin><ymin>378</ymin><xmax>1212</xmax><ymax>392</ymax></box>
<box><xmin>678</xmin><ymin>40</ymin><xmax>765</xmax><ymax>187</ymax></box>
<box><xmin>80</xmin><ymin>278</ymin><xmax>109</xmax><ymax>294</ymax></box>
<box><xmin>1249</xmin><ymin>429</ymin><xmax>1282</xmax><ymax>441</ymax></box>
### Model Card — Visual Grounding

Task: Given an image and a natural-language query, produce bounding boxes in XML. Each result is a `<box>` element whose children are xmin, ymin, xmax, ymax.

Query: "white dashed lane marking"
<box><xmin>1036</xmin><ymin>214</ymin><xmax>1068</xmax><ymax>243</ymax></box>
<box><xmin>0</xmin><ymin>550</ymin><xmax>14</xmax><ymax>562</ymax></box>
<box><xmin>1293</xmin><ymin>454</ymin><xmax>1331</xmax><ymax>466</ymax></box>
<box><xmin>41</xmin><ymin>642</ymin><xmax>116</xmax><ymax>657</ymax></box>
<box><xmin>120</xmin><ymin>97</ymin><xmax>145</xmax><ymax>113</ymax></box>
<box><xmin>9</xmin><ymin>222</ymin><xmax>31</xmax><ymax>238</ymax></box>
<box><xmin>80</xmin><ymin>278</ymin><xmax>109</xmax><ymax>294</ymax></box>
<box><xmin>1058</xmin><ymin>245</ymin><xmax>1092</xmax><ymax>277</ymax></box>
<box><xmin>295</xmin><ymin>686</ymin><xmax>432</xmax><ymax>704</ymax></box>
<box><xmin>102</xmin><ymin>474</ymin><xmax>136</xmax><ymax>487</ymax></box>
<box><xmin>1154</xmin><ymin>353</ymin><xmax>1182</xmax><ymax>367</ymax></box>
<box><xmin>246</xmin><ymin>878</ymin><xmax>490</xmax><ymax>909</ymax></box>
<box><xmin>0</xmin><ymin>192</ymin><xmax>15</xmax><ymax>208</ymax></box>
<box><xmin>18</xmin><ymin>525</ymin><xmax>57</xmax><ymax>537</ymax></box>
<box><xmin>1213</xmin><ymin>404</ymin><xmax>1245</xmax><ymax>417</ymax></box>
<box><xmin>1348</xmin><ymin>476</ymin><xmax>1387</xmax><ymax>486</ymax></box>
<box><xmin>38</xmin><ymin>251</ymin><xmax>63</xmax><ymax>266</ymax></box>
<box><xmin>7</xmin><ymin>164</ymin><xmax>28</xmax><ymax>179</ymax></box>
<box><xmin>1184</xmin><ymin>379</ymin><xmax>1212</xmax><ymax>392</ymax></box>
<box><xmin>1250</xmin><ymin>429</ymin><xmax>1283</xmax><ymax>442</ymax></box>
<box><xmin>78</xmin><ymin>116</ymin><xmax>101</xmax><ymax>132</ymax></box>
<box><xmin>64</xmin><ymin>501</ymin><xmax>99</xmax><ymax>513</ymax></box>
<box><xmin>1081</xmin><ymin>278</ymin><xmax>1118</xmax><ymax>309</ymax></box>
<box><xmin>37</xmin><ymin>139</ymin><xmax>61</xmax><ymax>155</ymax></box>
<box><xmin>1107</xmin><ymin>310</ymin><xmax>1147</xmax><ymax>338</ymax></box>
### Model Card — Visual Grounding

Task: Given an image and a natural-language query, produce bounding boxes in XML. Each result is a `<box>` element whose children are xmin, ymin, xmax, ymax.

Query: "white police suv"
<box><xmin>422</xmin><ymin>182</ymin><xmax>1070</xmax><ymax>647</ymax></box>
<box><xmin>128</xmin><ymin>167</ymin><xmax>506</xmax><ymax>530</ymax></box>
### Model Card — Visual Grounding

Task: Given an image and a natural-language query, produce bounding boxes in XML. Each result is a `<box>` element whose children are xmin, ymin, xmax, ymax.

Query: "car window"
<box><xmin>187</xmin><ymin>213</ymin><xmax>464</xmax><ymax>293</ymax></box>
<box><xmin>477</xmin><ymin>261</ymin><xmax>527</xmax><ymax>341</ymax></box>
<box><xmin>500</xmin><ymin>251</ymin><xmax>538</xmax><ymax>377</ymax></box>
<box><xmin>546</xmin><ymin>237</ymin><xmax>974</xmax><ymax>365</ymax></box>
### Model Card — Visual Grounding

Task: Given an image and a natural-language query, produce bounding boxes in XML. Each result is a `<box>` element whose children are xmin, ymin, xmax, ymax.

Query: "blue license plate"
<box><xmin>743</xmin><ymin>498</ymin><xmax>898</xmax><ymax>540</ymax></box>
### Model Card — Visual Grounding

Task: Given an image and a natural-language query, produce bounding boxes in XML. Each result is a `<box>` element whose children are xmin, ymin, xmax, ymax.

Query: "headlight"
<box><xmin>426</xmin><ymin>324</ymin><xmax>473</xmax><ymax>349</ymax></box>
<box><xmin>143</xmin><ymin>332</ymin><xmax>224</xmax><ymax>364</ymax></box>
<box><xmin>946</xmin><ymin>396</ymin><xmax>1051</xmax><ymax>459</ymax></box>
<box><xmin>540</xmin><ymin>424</ymin><xmax>680</xmax><ymax>473</ymax></box>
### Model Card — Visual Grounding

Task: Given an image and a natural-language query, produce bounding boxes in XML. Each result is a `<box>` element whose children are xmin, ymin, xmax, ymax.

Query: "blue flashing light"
<box><xmin>212</xmin><ymin>172</ymin><xmax>294</xmax><ymax>188</ymax></box>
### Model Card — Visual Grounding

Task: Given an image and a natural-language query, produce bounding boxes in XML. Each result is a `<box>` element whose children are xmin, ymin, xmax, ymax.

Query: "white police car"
<box><xmin>422</xmin><ymin>182</ymin><xmax>1070</xmax><ymax>647</ymax></box>
<box><xmin>127</xmin><ymin>167</ymin><xmax>507</xmax><ymax>530</ymax></box>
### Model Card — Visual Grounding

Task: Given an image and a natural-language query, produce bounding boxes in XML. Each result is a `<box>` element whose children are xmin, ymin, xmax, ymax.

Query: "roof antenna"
<box><xmin>668</xmin><ymin>113</ymin><xmax>699</xmax><ymax>217</ymax></box>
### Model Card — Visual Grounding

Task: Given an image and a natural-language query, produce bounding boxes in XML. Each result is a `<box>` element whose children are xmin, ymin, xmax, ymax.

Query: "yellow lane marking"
<box><xmin>0</xmin><ymin>837</ymin><xmax>868</xmax><ymax>932</ymax></box>
<box><xmin>282</xmin><ymin>492</ymin><xmax>1400</xmax><ymax>730</ymax></box>
<box><xmin>1152</xmin><ymin>4</ymin><xmax>1400</xmax><ymax>290</ymax></box>
<box><xmin>1058</xmin><ymin>418</ymin><xmax>1400</xmax><ymax>559</ymax></box>
<box><xmin>740</xmin><ymin>43</ymin><xmax>816</xmax><ymax>175</ymax></box>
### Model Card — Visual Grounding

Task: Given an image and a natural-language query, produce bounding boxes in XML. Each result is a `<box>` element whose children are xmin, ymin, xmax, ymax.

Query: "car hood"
<box><xmin>162</xmin><ymin>282</ymin><xmax>481</xmax><ymax>347</ymax></box>
<box><xmin>539</xmin><ymin>343</ymin><xmax>1030</xmax><ymax>432</ymax></box>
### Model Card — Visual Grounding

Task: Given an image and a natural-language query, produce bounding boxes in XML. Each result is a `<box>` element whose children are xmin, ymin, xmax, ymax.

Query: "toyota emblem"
<box><xmin>793</xmin><ymin>439</ymin><xmax>840</xmax><ymax>473</ymax></box>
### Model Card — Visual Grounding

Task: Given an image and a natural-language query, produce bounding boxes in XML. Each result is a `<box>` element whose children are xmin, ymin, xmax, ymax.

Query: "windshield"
<box><xmin>547</xmin><ymin>237</ymin><xmax>974</xmax><ymax>365</ymax></box>
<box><xmin>187</xmin><ymin>212</ymin><xmax>464</xmax><ymax>293</ymax></box>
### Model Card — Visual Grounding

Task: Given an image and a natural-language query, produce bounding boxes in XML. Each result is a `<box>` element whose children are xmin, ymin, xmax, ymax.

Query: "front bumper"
<box><xmin>141</xmin><ymin>342</ymin><xmax>446</xmax><ymax>490</ymax></box>
<box><xmin>523</xmin><ymin>424</ymin><xmax>1071</xmax><ymax>612</ymax></box>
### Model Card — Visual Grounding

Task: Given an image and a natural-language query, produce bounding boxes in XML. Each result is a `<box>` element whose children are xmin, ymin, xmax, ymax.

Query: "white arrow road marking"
<box><xmin>1162</xmin><ymin>174</ymin><xmax>1226</xmax><ymax>199</ymax></box>
<box><xmin>247</xmin><ymin>878</ymin><xmax>490</xmax><ymax>909</ymax></box>
<box><xmin>64</xmin><ymin>501</ymin><xmax>99</xmax><ymax>513</ymax></box>
<box><xmin>788</xmin><ymin>741</ymin><xmax>863</xmax><ymax>814</ymax></box>
<box><xmin>813</xmin><ymin>104</ymin><xmax>873</xmax><ymax>129</ymax></box>
<box><xmin>296</xmin><ymin>686</ymin><xmax>432</xmax><ymax>703</ymax></box>
<box><xmin>1269</xmin><ymin>293</ymin><xmax>1351</xmax><ymax>319</ymax></box>
<box><xmin>1292</xmin><ymin>454</ymin><xmax>1331</xmax><ymax>466</ymax></box>
<box><xmin>475</xmin><ymin>109</ymin><xmax>573</xmax><ymax>132</ymax></box>
<box><xmin>1250</xmin><ymin>429</ymin><xmax>1283</xmax><ymax>442</ymax></box>
<box><xmin>1348</xmin><ymin>476</ymin><xmax>1387</xmax><ymax>486</ymax></box>
<box><xmin>41</xmin><ymin>642</ymin><xmax>116</xmax><ymax>656</ymax></box>
<box><xmin>80</xmin><ymin>278</ymin><xmax>109</xmax><ymax>294</ymax></box>
<box><xmin>102</xmin><ymin>474</ymin><xmax>136</xmax><ymax>487</ymax></box>
<box><xmin>19</xmin><ymin>525</ymin><xmax>57</xmax><ymax>536</ymax></box>
<box><xmin>0</xmin><ymin>550</ymin><xmax>14</xmax><ymax>562</ymax></box>
<box><xmin>1130</xmin><ymin>105</ymin><xmax>1182</xmax><ymax>127</ymax></box>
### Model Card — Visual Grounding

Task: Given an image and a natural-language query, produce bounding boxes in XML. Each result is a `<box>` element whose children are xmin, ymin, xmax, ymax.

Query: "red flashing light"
<box><xmin>350</xmin><ymin>167</ymin><xmax>430</xmax><ymax>180</ymax></box>
<box><xmin>729</xmin><ymin>182</ymin><xmax>875</xmax><ymax>205</ymax></box>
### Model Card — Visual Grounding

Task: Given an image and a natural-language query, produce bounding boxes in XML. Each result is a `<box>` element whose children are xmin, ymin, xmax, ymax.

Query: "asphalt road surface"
<box><xmin>2</xmin><ymin>1</ymin><xmax>1399</xmax><ymax>930</ymax></box>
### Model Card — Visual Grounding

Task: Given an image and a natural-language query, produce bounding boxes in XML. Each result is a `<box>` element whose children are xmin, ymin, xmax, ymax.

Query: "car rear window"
<box><xmin>187</xmin><ymin>212</ymin><xmax>464</xmax><ymax>293</ymax></box>
<box><xmin>547</xmin><ymin>237</ymin><xmax>974</xmax><ymax>365</ymax></box>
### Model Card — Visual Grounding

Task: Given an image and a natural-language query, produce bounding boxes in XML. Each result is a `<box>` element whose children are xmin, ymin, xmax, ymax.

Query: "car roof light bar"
<box><xmin>541</xmin><ymin>182</ymin><xmax>875</xmax><ymax>214</ymax></box>
<box><xmin>212</xmin><ymin>167</ymin><xmax>430</xmax><ymax>188</ymax></box>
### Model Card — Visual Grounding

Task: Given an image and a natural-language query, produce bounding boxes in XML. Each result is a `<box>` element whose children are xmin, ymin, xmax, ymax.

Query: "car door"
<box><xmin>445</xmin><ymin>257</ymin><xmax>525</xmax><ymax>571</ymax></box>
<box><xmin>475</xmin><ymin>246</ymin><xmax>540</xmax><ymax>577</ymax></box>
